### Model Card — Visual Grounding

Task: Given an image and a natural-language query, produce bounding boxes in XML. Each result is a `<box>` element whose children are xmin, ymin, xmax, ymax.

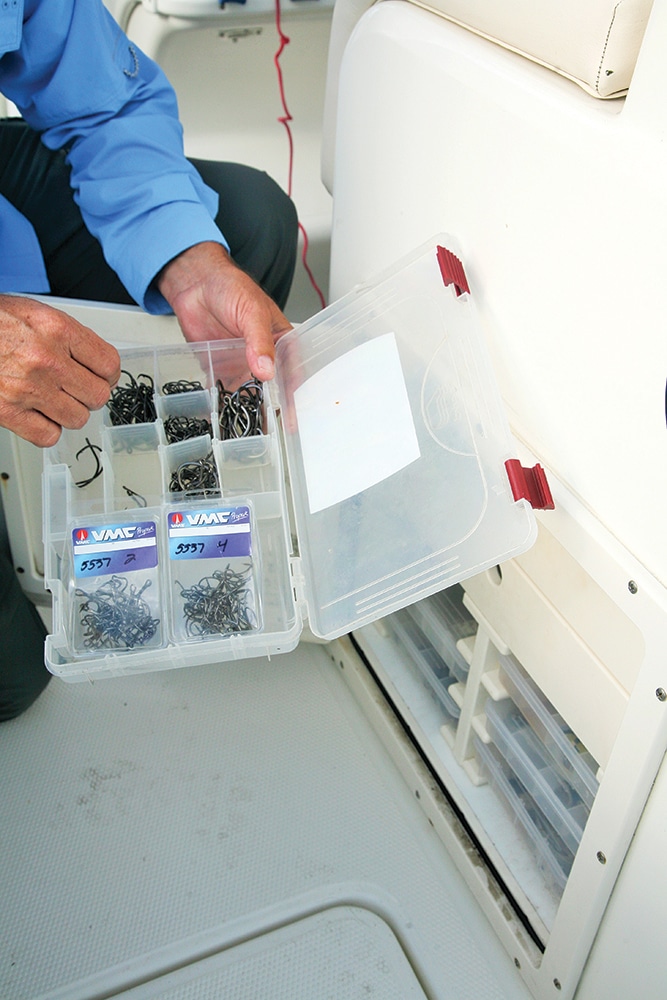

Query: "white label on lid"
<box><xmin>294</xmin><ymin>332</ymin><xmax>420</xmax><ymax>514</ymax></box>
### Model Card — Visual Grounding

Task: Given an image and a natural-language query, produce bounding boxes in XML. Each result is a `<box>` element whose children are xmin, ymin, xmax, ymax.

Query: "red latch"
<box><xmin>436</xmin><ymin>245</ymin><xmax>470</xmax><ymax>297</ymax></box>
<box><xmin>505</xmin><ymin>459</ymin><xmax>555</xmax><ymax>510</ymax></box>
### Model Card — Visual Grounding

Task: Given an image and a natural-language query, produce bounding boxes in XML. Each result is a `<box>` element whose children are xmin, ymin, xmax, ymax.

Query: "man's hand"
<box><xmin>0</xmin><ymin>295</ymin><xmax>121</xmax><ymax>447</ymax></box>
<box><xmin>156</xmin><ymin>242</ymin><xmax>292</xmax><ymax>381</ymax></box>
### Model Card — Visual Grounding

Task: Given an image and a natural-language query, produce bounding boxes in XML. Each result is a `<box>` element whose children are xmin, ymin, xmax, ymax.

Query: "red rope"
<box><xmin>274</xmin><ymin>0</ymin><xmax>326</xmax><ymax>310</ymax></box>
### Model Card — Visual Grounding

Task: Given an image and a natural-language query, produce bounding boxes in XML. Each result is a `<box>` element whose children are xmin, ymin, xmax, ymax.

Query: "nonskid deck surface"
<box><xmin>1</xmin><ymin>643</ymin><xmax>528</xmax><ymax>1000</ymax></box>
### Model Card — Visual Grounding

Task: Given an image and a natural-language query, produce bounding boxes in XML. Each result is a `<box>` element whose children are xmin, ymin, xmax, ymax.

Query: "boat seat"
<box><xmin>322</xmin><ymin>0</ymin><xmax>654</xmax><ymax>191</ymax></box>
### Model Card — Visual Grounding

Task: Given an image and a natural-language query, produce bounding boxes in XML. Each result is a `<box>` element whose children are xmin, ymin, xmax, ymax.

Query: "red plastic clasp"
<box><xmin>505</xmin><ymin>459</ymin><xmax>555</xmax><ymax>510</ymax></box>
<box><xmin>436</xmin><ymin>245</ymin><xmax>470</xmax><ymax>297</ymax></box>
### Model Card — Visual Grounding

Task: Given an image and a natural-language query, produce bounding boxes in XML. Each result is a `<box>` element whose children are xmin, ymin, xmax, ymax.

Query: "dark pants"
<box><xmin>0</xmin><ymin>548</ymin><xmax>50</xmax><ymax>722</ymax></box>
<box><xmin>0</xmin><ymin>118</ymin><xmax>298</xmax><ymax>308</ymax></box>
<box><xmin>0</xmin><ymin>119</ymin><xmax>299</xmax><ymax>720</ymax></box>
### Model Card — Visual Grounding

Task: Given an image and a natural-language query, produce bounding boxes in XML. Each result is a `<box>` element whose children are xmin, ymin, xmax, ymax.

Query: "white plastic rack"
<box><xmin>355</xmin><ymin>581</ymin><xmax>601</xmax><ymax>939</ymax></box>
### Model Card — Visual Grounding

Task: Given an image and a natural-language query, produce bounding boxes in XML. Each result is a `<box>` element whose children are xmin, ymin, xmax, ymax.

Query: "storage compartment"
<box><xmin>354</xmin><ymin>563</ymin><xmax>603</xmax><ymax>938</ymax></box>
<box><xmin>67</xmin><ymin>511</ymin><xmax>164</xmax><ymax>656</ymax></box>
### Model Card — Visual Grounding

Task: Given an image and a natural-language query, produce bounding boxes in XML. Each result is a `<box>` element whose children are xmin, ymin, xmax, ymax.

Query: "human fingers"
<box><xmin>0</xmin><ymin>399</ymin><xmax>65</xmax><ymax>448</ymax></box>
<box><xmin>0</xmin><ymin>354</ymin><xmax>95</xmax><ymax>440</ymax></box>
<box><xmin>0</xmin><ymin>296</ymin><xmax>120</xmax><ymax>409</ymax></box>
<box><xmin>68</xmin><ymin>324</ymin><xmax>122</xmax><ymax>403</ymax></box>
<box><xmin>0</xmin><ymin>296</ymin><xmax>119</xmax><ymax>443</ymax></box>
<box><xmin>59</xmin><ymin>355</ymin><xmax>117</xmax><ymax>412</ymax></box>
<box><xmin>243</xmin><ymin>304</ymin><xmax>292</xmax><ymax>382</ymax></box>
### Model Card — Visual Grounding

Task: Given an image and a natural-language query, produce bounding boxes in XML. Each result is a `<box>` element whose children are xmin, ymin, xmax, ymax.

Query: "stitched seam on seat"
<box><xmin>407</xmin><ymin>0</ymin><xmax>626</xmax><ymax>98</ymax></box>
<box><xmin>596</xmin><ymin>1</ymin><xmax>622</xmax><ymax>95</ymax></box>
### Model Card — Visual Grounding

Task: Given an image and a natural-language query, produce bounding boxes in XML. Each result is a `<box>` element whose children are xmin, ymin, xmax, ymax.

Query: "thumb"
<box><xmin>243</xmin><ymin>307</ymin><xmax>292</xmax><ymax>382</ymax></box>
<box><xmin>244</xmin><ymin>329</ymin><xmax>276</xmax><ymax>382</ymax></box>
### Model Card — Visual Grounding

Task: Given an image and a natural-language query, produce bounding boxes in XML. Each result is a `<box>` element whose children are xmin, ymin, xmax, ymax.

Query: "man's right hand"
<box><xmin>0</xmin><ymin>295</ymin><xmax>121</xmax><ymax>447</ymax></box>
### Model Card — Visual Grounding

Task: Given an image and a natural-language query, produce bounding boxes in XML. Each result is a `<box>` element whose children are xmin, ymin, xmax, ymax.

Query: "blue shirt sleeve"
<box><xmin>0</xmin><ymin>0</ymin><xmax>228</xmax><ymax>312</ymax></box>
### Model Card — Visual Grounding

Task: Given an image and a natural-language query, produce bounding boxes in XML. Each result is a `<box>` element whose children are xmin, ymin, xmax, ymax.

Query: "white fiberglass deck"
<box><xmin>0</xmin><ymin>642</ymin><xmax>530</xmax><ymax>1000</ymax></box>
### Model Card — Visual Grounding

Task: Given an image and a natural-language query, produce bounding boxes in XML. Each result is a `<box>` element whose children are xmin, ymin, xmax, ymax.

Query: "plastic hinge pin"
<box><xmin>504</xmin><ymin>459</ymin><xmax>555</xmax><ymax>510</ymax></box>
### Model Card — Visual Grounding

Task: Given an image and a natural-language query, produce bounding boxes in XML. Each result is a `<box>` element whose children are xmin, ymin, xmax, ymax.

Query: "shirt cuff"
<box><xmin>114</xmin><ymin>205</ymin><xmax>230</xmax><ymax>314</ymax></box>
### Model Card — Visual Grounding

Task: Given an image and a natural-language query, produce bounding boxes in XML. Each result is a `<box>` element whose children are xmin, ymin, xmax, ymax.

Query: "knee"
<box><xmin>192</xmin><ymin>158</ymin><xmax>298</xmax><ymax>254</ymax></box>
<box><xmin>238</xmin><ymin>168</ymin><xmax>299</xmax><ymax>256</ymax></box>
<box><xmin>259</xmin><ymin>170</ymin><xmax>298</xmax><ymax>236</ymax></box>
<box><xmin>222</xmin><ymin>166</ymin><xmax>299</xmax><ymax>306</ymax></box>
<box><xmin>189</xmin><ymin>158</ymin><xmax>299</xmax><ymax>307</ymax></box>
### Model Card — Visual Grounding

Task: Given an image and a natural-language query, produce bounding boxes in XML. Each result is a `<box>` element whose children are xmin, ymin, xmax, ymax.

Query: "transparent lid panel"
<box><xmin>276</xmin><ymin>236</ymin><xmax>537</xmax><ymax>639</ymax></box>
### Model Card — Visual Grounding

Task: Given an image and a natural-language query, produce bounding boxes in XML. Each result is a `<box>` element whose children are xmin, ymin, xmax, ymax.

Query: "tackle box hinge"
<box><xmin>436</xmin><ymin>245</ymin><xmax>470</xmax><ymax>296</ymax></box>
<box><xmin>504</xmin><ymin>459</ymin><xmax>555</xmax><ymax>510</ymax></box>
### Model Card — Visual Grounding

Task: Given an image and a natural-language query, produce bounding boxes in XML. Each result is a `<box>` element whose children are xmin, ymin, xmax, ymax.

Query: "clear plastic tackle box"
<box><xmin>388</xmin><ymin>610</ymin><xmax>462</xmax><ymax>722</ymax></box>
<box><xmin>405</xmin><ymin>585</ymin><xmax>475</xmax><ymax>684</ymax></box>
<box><xmin>485</xmin><ymin>698</ymin><xmax>590</xmax><ymax>856</ymax></box>
<box><xmin>498</xmin><ymin>653</ymin><xmax>600</xmax><ymax>808</ymax></box>
<box><xmin>475</xmin><ymin>736</ymin><xmax>573</xmax><ymax>893</ymax></box>
<box><xmin>42</xmin><ymin>236</ymin><xmax>548</xmax><ymax>680</ymax></box>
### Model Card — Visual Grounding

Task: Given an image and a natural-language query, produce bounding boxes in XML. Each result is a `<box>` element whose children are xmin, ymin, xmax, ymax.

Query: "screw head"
<box><xmin>597</xmin><ymin>850</ymin><xmax>607</xmax><ymax>865</ymax></box>
<box><xmin>553</xmin><ymin>978</ymin><xmax>562</xmax><ymax>991</ymax></box>
<box><xmin>657</xmin><ymin>688</ymin><xmax>667</xmax><ymax>702</ymax></box>
<box><xmin>628</xmin><ymin>580</ymin><xmax>638</xmax><ymax>594</ymax></box>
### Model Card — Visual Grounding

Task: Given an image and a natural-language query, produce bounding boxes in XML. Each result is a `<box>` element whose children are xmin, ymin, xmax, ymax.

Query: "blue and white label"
<box><xmin>167</xmin><ymin>506</ymin><xmax>252</xmax><ymax>560</ymax></box>
<box><xmin>72</xmin><ymin>521</ymin><xmax>158</xmax><ymax>578</ymax></box>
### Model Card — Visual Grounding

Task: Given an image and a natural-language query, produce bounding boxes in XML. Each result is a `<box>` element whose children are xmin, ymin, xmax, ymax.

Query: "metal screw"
<box><xmin>657</xmin><ymin>688</ymin><xmax>667</xmax><ymax>703</ymax></box>
<box><xmin>597</xmin><ymin>851</ymin><xmax>607</xmax><ymax>865</ymax></box>
<box><xmin>514</xmin><ymin>957</ymin><xmax>521</xmax><ymax>969</ymax></box>
<box><xmin>628</xmin><ymin>580</ymin><xmax>638</xmax><ymax>594</ymax></box>
<box><xmin>553</xmin><ymin>979</ymin><xmax>562</xmax><ymax>991</ymax></box>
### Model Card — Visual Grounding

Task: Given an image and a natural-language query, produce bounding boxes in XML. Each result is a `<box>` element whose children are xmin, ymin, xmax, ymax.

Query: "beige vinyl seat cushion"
<box><xmin>416</xmin><ymin>0</ymin><xmax>653</xmax><ymax>98</ymax></box>
<box><xmin>322</xmin><ymin>0</ymin><xmax>654</xmax><ymax>191</ymax></box>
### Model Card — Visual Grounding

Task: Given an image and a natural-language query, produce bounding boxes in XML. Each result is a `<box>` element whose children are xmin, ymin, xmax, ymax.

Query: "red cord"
<box><xmin>274</xmin><ymin>0</ymin><xmax>326</xmax><ymax>310</ymax></box>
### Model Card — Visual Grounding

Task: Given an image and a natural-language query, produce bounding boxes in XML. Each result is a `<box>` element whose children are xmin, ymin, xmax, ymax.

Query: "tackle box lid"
<box><xmin>275</xmin><ymin>235</ymin><xmax>551</xmax><ymax>641</ymax></box>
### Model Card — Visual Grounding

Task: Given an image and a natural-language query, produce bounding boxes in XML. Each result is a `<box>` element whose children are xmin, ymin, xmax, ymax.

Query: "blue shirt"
<box><xmin>0</xmin><ymin>0</ymin><xmax>227</xmax><ymax>311</ymax></box>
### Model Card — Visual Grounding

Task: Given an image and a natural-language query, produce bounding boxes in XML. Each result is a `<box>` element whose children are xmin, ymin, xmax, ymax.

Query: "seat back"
<box><xmin>406</xmin><ymin>0</ymin><xmax>653</xmax><ymax>98</ymax></box>
<box><xmin>322</xmin><ymin>0</ymin><xmax>654</xmax><ymax>191</ymax></box>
